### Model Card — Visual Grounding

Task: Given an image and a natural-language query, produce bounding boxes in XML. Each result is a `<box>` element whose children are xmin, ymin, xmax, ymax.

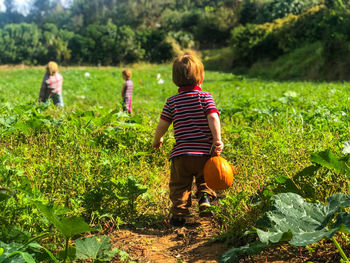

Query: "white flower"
<box><xmin>158</xmin><ymin>78</ymin><xmax>164</xmax><ymax>84</ymax></box>
<box><xmin>157</xmin><ymin>73</ymin><xmax>161</xmax><ymax>79</ymax></box>
<box><xmin>84</xmin><ymin>72</ymin><xmax>90</xmax><ymax>77</ymax></box>
<box><xmin>342</xmin><ymin>141</ymin><xmax>350</xmax><ymax>154</ymax></box>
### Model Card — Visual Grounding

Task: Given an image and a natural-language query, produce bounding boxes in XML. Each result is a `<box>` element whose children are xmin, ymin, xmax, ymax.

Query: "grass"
<box><xmin>202</xmin><ymin>47</ymin><xmax>234</xmax><ymax>72</ymax></box>
<box><xmin>0</xmin><ymin>64</ymin><xmax>350</xmax><ymax>255</ymax></box>
<box><xmin>248</xmin><ymin>42</ymin><xmax>325</xmax><ymax>80</ymax></box>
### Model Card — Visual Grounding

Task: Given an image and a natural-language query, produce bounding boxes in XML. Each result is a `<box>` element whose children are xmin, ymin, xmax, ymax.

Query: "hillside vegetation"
<box><xmin>1</xmin><ymin>0</ymin><xmax>350</xmax><ymax>80</ymax></box>
<box><xmin>218</xmin><ymin>1</ymin><xmax>350</xmax><ymax>80</ymax></box>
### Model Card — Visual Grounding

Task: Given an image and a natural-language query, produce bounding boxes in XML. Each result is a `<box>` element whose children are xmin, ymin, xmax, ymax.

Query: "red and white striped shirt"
<box><xmin>161</xmin><ymin>85</ymin><xmax>219</xmax><ymax>159</ymax></box>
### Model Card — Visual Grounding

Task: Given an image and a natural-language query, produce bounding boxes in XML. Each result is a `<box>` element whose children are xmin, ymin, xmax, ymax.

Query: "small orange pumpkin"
<box><xmin>204</xmin><ymin>156</ymin><xmax>234</xmax><ymax>190</ymax></box>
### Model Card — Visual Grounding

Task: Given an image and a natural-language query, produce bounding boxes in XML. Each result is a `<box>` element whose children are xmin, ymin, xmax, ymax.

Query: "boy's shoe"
<box><xmin>170</xmin><ymin>217</ymin><xmax>186</xmax><ymax>227</ymax></box>
<box><xmin>199</xmin><ymin>193</ymin><xmax>211</xmax><ymax>208</ymax></box>
<box><xmin>199</xmin><ymin>193</ymin><xmax>213</xmax><ymax>217</ymax></box>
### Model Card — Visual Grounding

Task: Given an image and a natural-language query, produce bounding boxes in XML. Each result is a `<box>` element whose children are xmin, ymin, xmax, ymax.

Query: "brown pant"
<box><xmin>170</xmin><ymin>155</ymin><xmax>217</xmax><ymax>217</ymax></box>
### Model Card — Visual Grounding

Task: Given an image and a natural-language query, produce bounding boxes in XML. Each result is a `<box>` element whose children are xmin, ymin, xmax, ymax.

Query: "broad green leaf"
<box><xmin>255</xmin><ymin>193</ymin><xmax>350</xmax><ymax>246</ymax></box>
<box><xmin>219</xmin><ymin>241</ymin><xmax>270</xmax><ymax>263</ymax></box>
<box><xmin>0</xmin><ymin>241</ymin><xmax>56</xmax><ymax>263</ymax></box>
<box><xmin>310</xmin><ymin>149</ymin><xmax>350</xmax><ymax>176</ymax></box>
<box><xmin>0</xmin><ymin>242</ymin><xmax>26</xmax><ymax>263</ymax></box>
<box><xmin>33</xmin><ymin>201</ymin><xmax>62</xmax><ymax>230</ymax></box>
<box><xmin>332</xmin><ymin>212</ymin><xmax>350</xmax><ymax>234</ymax></box>
<box><xmin>7</xmin><ymin>251</ymin><xmax>35</xmax><ymax>263</ymax></box>
<box><xmin>76</xmin><ymin>235</ymin><xmax>116</xmax><ymax>261</ymax></box>
<box><xmin>27</xmin><ymin>243</ymin><xmax>59</xmax><ymax>263</ymax></box>
<box><xmin>34</xmin><ymin>201</ymin><xmax>94</xmax><ymax>239</ymax></box>
<box><xmin>59</xmin><ymin>217</ymin><xmax>94</xmax><ymax>239</ymax></box>
<box><xmin>220</xmin><ymin>193</ymin><xmax>350</xmax><ymax>263</ymax></box>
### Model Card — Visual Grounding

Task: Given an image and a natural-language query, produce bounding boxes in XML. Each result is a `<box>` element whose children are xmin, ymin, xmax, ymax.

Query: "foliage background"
<box><xmin>1</xmin><ymin>0</ymin><xmax>350</xmax><ymax>261</ymax></box>
<box><xmin>1</xmin><ymin>0</ymin><xmax>350</xmax><ymax>80</ymax></box>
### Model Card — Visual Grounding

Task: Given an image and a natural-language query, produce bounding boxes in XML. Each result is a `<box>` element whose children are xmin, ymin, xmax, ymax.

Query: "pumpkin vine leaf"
<box><xmin>220</xmin><ymin>192</ymin><xmax>350</xmax><ymax>263</ymax></box>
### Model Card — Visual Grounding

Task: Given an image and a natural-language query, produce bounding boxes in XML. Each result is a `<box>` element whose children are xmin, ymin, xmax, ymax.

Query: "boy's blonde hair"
<box><xmin>122</xmin><ymin>69</ymin><xmax>132</xmax><ymax>80</ymax></box>
<box><xmin>46</xmin><ymin>61</ymin><xmax>59</xmax><ymax>76</ymax></box>
<box><xmin>172</xmin><ymin>55</ymin><xmax>204</xmax><ymax>87</ymax></box>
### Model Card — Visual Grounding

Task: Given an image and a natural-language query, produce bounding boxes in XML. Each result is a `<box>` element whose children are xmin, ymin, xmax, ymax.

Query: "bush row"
<box><xmin>0</xmin><ymin>22</ymin><xmax>186</xmax><ymax>65</ymax></box>
<box><xmin>231</xmin><ymin>5</ymin><xmax>327</xmax><ymax>68</ymax></box>
<box><xmin>230</xmin><ymin>4</ymin><xmax>350</xmax><ymax>80</ymax></box>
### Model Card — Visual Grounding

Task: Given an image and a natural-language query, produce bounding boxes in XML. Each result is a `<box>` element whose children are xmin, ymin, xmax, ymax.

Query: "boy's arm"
<box><xmin>121</xmin><ymin>83</ymin><xmax>126</xmax><ymax>97</ymax></box>
<box><xmin>152</xmin><ymin>119</ymin><xmax>171</xmax><ymax>149</ymax></box>
<box><xmin>207</xmin><ymin>112</ymin><xmax>224</xmax><ymax>155</ymax></box>
<box><xmin>39</xmin><ymin>75</ymin><xmax>48</xmax><ymax>101</ymax></box>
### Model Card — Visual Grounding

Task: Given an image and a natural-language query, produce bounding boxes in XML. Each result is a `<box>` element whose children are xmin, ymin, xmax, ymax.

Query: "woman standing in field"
<box><xmin>39</xmin><ymin>61</ymin><xmax>64</xmax><ymax>107</ymax></box>
<box><xmin>121</xmin><ymin>69</ymin><xmax>133</xmax><ymax>114</ymax></box>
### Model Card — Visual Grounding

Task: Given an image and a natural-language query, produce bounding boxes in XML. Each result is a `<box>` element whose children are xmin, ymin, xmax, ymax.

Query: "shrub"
<box><xmin>137</xmin><ymin>29</ymin><xmax>175</xmax><ymax>63</ymax></box>
<box><xmin>231</xmin><ymin>24</ymin><xmax>281</xmax><ymax>67</ymax></box>
<box><xmin>231</xmin><ymin>5</ymin><xmax>326</xmax><ymax>68</ymax></box>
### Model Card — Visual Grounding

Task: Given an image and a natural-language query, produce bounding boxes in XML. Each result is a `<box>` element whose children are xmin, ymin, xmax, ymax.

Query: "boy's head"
<box><xmin>46</xmin><ymin>61</ymin><xmax>59</xmax><ymax>76</ymax></box>
<box><xmin>172</xmin><ymin>55</ymin><xmax>204</xmax><ymax>87</ymax></box>
<box><xmin>122</xmin><ymin>69</ymin><xmax>132</xmax><ymax>80</ymax></box>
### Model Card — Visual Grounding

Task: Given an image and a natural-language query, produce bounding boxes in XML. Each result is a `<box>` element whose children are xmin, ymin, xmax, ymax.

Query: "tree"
<box><xmin>0</xmin><ymin>23</ymin><xmax>43</xmax><ymax>64</ymax></box>
<box><xmin>325</xmin><ymin>0</ymin><xmax>350</xmax><ymax>13</ymax></box>
<box><xmin>69</xmin><ymin>0</ymin><xmax>118</xmax><ymax>30</ymax></box>
<box><xmin>40</xmin><ymin>23</ymin><xmax>74</xmax><ymax>63</ymax></box>
<box><xmin>29</xmin><ymin>0</ymin><xmax>54</xmax><ymax>26</ymax></box>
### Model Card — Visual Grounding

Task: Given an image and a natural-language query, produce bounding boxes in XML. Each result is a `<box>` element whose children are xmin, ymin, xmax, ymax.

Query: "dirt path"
<box><xmin>109</xmin><ymin>215</ymin><xmax>229</xmax><ymax>263</ymax></box>
<box><xmin>108</xmin><ymin>218</ymin><xmax>346</xmax><ymax>263</ymax></box>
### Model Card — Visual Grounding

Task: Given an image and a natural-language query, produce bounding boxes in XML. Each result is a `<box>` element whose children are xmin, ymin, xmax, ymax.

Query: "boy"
<box><xmin>39</xmin><ymin>61</ymin><xmax>64</xmax><ymax>107</ymax></box>
<box><xmin>121</xmin><ymin>69</ymin><xmax>133</xmax><ymax>114</ymax></box>
<box><xmin>152</xmin><ymin>55</ymin><xmax>223</xmax><ymax>227</ymax></box>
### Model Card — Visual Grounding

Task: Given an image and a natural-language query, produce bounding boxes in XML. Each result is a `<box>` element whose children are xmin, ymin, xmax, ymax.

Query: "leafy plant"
<box><xmin>111</xmin><ymin>176</ymin><xmax>148</xmax><ymax>221</ymax></box>
<box><xmin>0</xmin><ymin>236</ymin><xmax>59</xmax><ymax>263</ymax></box>
<box><xmin>254</xmin><ymin>148</ymin><xmax>350</xmax><ymax>206</ymax></box>
<box><xmin>75</xmin><ymin>235</ymin><xmax>122</xmax><ymax>262</ymax></box>
<box><xmin>310</xmin><ymin>149</ymin><xmax>350</xmax><ymax>177</ymax></box>
<box><xmin>0</xmin><ymin>188</ymin><xmax>11</xmax><ymax>202</ymax></box>
<box><xmin>33</xmin><ymin>201</ymin><xmax>94</xmax><ymax>262</ymax></box>
<box><xmin>220</xmin><ymin>192</ymin><xmax>350</xmax><ymax>262</ymax></box>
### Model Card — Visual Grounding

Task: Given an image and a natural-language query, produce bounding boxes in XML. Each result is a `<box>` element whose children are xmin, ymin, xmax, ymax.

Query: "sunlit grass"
<box><xmin>0</xmin><ymin>64</ymin><xmax>350</xmax><ymax>244</ymax></box>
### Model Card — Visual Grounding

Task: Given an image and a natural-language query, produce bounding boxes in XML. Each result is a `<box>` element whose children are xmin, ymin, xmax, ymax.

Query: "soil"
<box><xmin>107</xmin><ymin>218</ymin><xmax>350</xmax><ymax>263</ymax></box>
<box><xmin>109</xmin><ymin>222</ymin><xmax>347</xmax><ymax>263</ymax></box>
<box><xmin>109</xmin><ymin>214</ymin><xmax>229</xmax><ymax>263</ymax></box>
<box><xmin>105</xmin><ymin>201</ymin><xmax>348</xmax><ymax>263</ymax></box>
<box><xmin>239</xmin><ymin>241</ymin><xmax>343</xmax><ymax>263</ymax></box>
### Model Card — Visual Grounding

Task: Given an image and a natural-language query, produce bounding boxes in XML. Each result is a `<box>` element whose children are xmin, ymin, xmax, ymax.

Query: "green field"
<box><xmin>1</xmin><ymin>65</ymin><xmax>350</xmax><ymax>262</ymax></box>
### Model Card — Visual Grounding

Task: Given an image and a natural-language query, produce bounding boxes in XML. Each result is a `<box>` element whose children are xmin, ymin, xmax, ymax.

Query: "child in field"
<box><xmin>121</xmin><ymin>69</ymin><xmax>133</xmax><ymax>114</ymax></box>
<box><xmin>152</xmin><ymin>55</ymin><xmax>223</xmax><ymax>227</ymax></box>
<box><xmin>39</xmin><ymin>61</ymin><xmax>64</xmax><ymax>107</ymax></box>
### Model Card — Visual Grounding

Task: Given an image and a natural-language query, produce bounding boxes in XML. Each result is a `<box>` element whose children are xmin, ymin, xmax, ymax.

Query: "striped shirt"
<box><xmin>122</xmin><ymin>79</ymin><xmax>133</xmax><ymax>112</ymax></box>
<box><xmin>122</xmin><ymin>79</ymin><xmax>133</xmax><ymax>100</ymax></box>
<box><xmin>161</xmin><ymin>85</ymin><xmax>219</xmax><ymax>159</ymax></box>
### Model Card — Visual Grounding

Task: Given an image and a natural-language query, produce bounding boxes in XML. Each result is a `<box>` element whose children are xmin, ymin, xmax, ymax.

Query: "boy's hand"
<box><xmin>152</xmin><ymin>137</ymin><xmax>163</xmax><ymax>149</ymax></box>
<box><xmin>212</xmin><ymin>140</ymin><xmax>224</xmax><ymax>155</ymax></box>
